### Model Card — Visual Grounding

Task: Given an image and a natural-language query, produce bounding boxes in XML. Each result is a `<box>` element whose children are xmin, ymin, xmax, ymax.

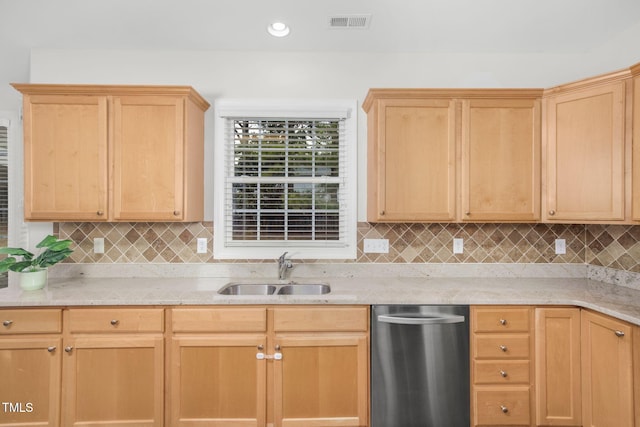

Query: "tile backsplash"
<box><xmin>55</xmin><ymin>222</ymin><xmax>640</xmax><ymax>273</ymax></box>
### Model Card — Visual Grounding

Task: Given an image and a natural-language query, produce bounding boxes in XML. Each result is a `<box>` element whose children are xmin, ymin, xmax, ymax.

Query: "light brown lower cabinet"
<box><xmin>0</xmin><ymin>309</ymin><xmax>62</xmax><ymax>427</ymax></box>
<box><xmin>535</xmin><ymin>307</ymin><xmax>582</xmax><ymax>426</ymax></box>
<box><xmin>169</xmin><ymin>306</ymin><xmax>369</xmax><ymax>427</ymax></box>
<box><xmin>61</xmin><ymin>308</ymin><xmax>165</xmax><ymax>427</ymax></box>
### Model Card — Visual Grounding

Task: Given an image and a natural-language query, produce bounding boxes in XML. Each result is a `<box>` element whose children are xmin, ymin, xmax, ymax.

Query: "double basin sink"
<box><xmin>218</xmin><ymin>282</ymin><xmax>331</xmax><ymax>296</ymax></box>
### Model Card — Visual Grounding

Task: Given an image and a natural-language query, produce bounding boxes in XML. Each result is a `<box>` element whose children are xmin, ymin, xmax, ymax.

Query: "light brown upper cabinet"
<box><xmin>12</xmin><ymin>84</ymin><xmax>210</xmax><ymax>222</ymax></box>
<box><xmin>543</xmin><ymin>73</ymin><xmax>630</xmax><ymax>223</ymax></box>
<box><xmin>632</xmin><ymin>64</ymin><xmax>640</xmax><ymax>220</ymax></box>
<box><xmin>363</xmin><ymin>89</ymin><xmax>542</xmax><ymax>222</ymax></box>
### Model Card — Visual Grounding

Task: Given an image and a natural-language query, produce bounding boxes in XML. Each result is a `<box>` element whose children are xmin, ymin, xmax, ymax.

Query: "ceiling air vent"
<box><xmin>329</xmin><ymin>14</ymin><xmax>371</xmax><ymax>29</ymax></box>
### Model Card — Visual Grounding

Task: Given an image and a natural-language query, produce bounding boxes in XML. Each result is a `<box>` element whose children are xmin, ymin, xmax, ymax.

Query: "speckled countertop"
<box><xmin>2</xmin><ymin>265</ymin><xmax>640</xmax><ymax>326</ymax></box>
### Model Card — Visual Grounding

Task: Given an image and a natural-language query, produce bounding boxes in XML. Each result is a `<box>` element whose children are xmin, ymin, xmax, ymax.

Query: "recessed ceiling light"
<box><xmin>267</xmin><ymin>22</ymin><xmax>290</xmax><ymax>37</ymax></box>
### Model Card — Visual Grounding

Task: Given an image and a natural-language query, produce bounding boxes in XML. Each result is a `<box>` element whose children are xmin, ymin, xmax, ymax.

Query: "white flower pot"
<box><xmin>19</xmin><ymin>269</ymin><xmax>48</xmax><ymax>291</ymax></box>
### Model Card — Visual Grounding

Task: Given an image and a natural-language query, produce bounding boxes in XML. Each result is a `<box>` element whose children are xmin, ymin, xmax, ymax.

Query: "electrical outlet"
<box><xmin>197</xmin><ymin>238</ymin><xmax>208</xmax><ymax>254</ymax></box>
<box><xmin>93</xmin><ymin>238</ymin><xmax>104</xmax><ymax>254</ymax></box>
<box><xmin>555</xmin><ymin>239</ymin><xmax>566</xmax><ymax>255</ymax></box>
<box><xmin>363</xmin><ymin>238</ymin><xmax>389</xmax><ymax>253</ymax></box>
<box><xmin>453</xmin><ymin>238</ymin><xmax>464</xmax><ymax>254</ymax></box>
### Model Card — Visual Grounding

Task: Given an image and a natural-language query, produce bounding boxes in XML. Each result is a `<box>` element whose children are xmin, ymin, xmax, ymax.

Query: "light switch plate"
<box><xmin>93</xmin><ymin>238</ymin><xmax>104</xmax><ymax>254</ymax></box>
<box><xmin>197</xmin><ymin>238</ymin><xmax>208</xmax><ymax>254</ymax></box>
<box><xmin>363</xmin><ymin>238</ymin><xmax>389</xmax><ymax>253</ymax></box>
<box><xmin>555</xmin><ymin>239</ymin><xmax>566</xmax><ymax>255</ymax></box>
<box><xmin>453</xmin><ymin>238</ymin><xmax>464</xmax><ymax>254</ymax></box>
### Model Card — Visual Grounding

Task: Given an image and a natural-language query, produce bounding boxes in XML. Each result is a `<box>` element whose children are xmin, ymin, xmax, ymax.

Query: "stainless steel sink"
<box><xmin>277</xmin><ymin>283</ymin><xmax>331</xmax><ymax>295</ymax></box>
<box><xmin>218</xmin><ymin>283</ymin><xmax>277</xmax><ymax>295</ymax></box>
<box><xmin>217</xmin><ymin>282</ymin><xmax>330</xmax><ymax>296</ymax></box>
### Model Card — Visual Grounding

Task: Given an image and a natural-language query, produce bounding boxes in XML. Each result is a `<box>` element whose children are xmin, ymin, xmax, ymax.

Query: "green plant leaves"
<box><xmin>0</xmin><ymin>235</ymin><xmax>73</xmax><ymax>273</ymax></box>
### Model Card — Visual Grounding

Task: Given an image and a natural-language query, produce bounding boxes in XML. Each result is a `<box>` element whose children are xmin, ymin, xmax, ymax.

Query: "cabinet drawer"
<box><xmin>474</xmin><ymin>335</ymin><xmax>530</xmax><ymax>359</ymax></box>
<box><xmin>0</xmin><ymin>309</ymin><xmax>62</xmax><ymax>334</ymax></box>
<box><xmin>273</xmin><ymin>306</ymin><xmax>368</xmax><ymax>332</ymax></box>
<box><xmin>67</xmin><ymin>308</ymin><xmax>164</xmax><ymax>333</ymax></box>
<box><xmin>172</xmin><ymin>307</ymin><xmax>267</xmax><ymax>332</ymax></box>
<box><xmin>474</xmin><ymin>360</ymin><xmax>530</xmax><ymax>384</ymax></box>
<box><xmin>474</xmin><ymin>388</ymin><xmax>531</xmax><ymax>426</ymax></box>
<box><xmin>473</xmin><ymin>307</ymin><xmax>531</xmax><ymax>333</ymax></box>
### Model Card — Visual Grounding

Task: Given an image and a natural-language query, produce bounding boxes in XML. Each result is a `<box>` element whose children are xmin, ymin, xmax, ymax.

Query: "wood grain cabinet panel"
<box><xmin>62</xmin><ymin>308</ymin><xmax>164</xmax><ymax>427</ymax></box>
<box><xmin>461</xmin><ymin>99</ymin><xmax>540</xmax><ymax>221</ymax></box>
<box><xmin>12</xmin><ymin>84</ymin><xmax>209</xmax><ymax>222</ymax></box>
<box><xmin>535</xmin><ymin>307</ymin><xmax>582</xmax><ymax>426</ymax></box>
<box><xmin>632</xmin><ymin>64</ymin><xmax>640</xmax><ymax>220</ymax></box>
<box><xmin>581</xmin><ymin>310</ymin><xmax>634</xmax><ymax>427</ymax></box>
<box><xmin>544</xmin><ymin>80</ymin><xmax>627</xmax><ymax>222</ymax></box>
<box><xmin>0</xmin><ymin>309</ymin><xmax>62</xmax><ymax>427</ymax></box>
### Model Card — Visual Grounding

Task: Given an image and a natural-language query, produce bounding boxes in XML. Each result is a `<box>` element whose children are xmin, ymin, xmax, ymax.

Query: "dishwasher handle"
<box><xmin>377</xmin><ymin>313</ymin><xmax>465</xmax><ymax>325</ymax></box>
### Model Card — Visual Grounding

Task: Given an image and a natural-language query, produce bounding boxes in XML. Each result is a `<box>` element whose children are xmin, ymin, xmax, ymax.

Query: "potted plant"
<box><xmin>0</xmin><ymin>235</ymin><xmax>73</xmax><ymax>291</ymax></box>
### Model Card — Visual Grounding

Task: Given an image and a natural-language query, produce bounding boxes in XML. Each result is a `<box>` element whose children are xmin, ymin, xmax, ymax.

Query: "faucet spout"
<box><xmin>278</xmin><ymin>252</ymin><xmax>292</xmax><ymax>280</ymax></box>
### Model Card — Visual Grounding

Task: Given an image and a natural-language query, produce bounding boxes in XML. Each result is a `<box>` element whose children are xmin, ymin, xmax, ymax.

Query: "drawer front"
<box><xmin>172</xmin><ymin>307</ymin><xmax>267</xmax><ymax>332</ymax></box>
<box><xmin>474</xmin><ymin>360</ymin><xmax>530</xmax><ymax>385</ymax></box>
<box><xmin>67</xmin><ymin>308</ymin><xmax>164</xmax><ymax>333</ymax></box>
<box><xmin>0</xmin><ymin>309</ymin><xmax>62</xmax><ymax>334</ymax></box>
<box><xmin>473</xmin><ymin>307</ymin><xmax>531</xmax><ymax>333</ymax></box>
<box><xmin>273</xmin><ymin>306</ymin><xmax>368</xmax><ymax>332</ymax></box>
<box><xmin>474</xmin><ymin>388</ymin><xmax>531</xmax><ymax>426</ymax></box>
<box><xmin>474</xmin><ymin>335</ymin><xmax>530</xmax><ymax>359</ymax></box>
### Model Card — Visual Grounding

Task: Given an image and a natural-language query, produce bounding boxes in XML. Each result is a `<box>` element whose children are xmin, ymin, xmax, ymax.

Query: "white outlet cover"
<box><xmin>363</xmin><ymin>238</ymin><xmax>389</xmax><ymax>253</ymax></box>
<box><xmin>93</xmin><ymin>237</ymin><xmax>105</xmax><ymax>254</ymax></box>
<box><xmin>453</xmin><ymin>238</ymin><xmax>464</xmax><ymax>254</ymax></box>
<box><xmin>555</xmin><ymin>239</ymin><xmax>566</xmax><ymax>255</ymax></box>
<box><xmin>197</xmin><ymin>238</ymin><xmax>208</xmax><ymax>254</ymax></box>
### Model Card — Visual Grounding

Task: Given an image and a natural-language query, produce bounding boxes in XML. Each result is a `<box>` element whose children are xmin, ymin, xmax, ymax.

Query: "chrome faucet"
<box><xmin>278</xmin><ymin>252</ymin><xmax>293</xmax><ymax>280</ymax></box>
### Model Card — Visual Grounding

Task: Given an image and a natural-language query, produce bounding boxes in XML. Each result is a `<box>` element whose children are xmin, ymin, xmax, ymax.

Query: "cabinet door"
<box><xmin>170</xmin><ymin>335</ymin><xmax>267</xmax><ymax>427</ymax></box>
<box><xmin>112</xmin><ymin>96</ymin><xmax>185</xmax><ymax>221</ymax></box>
<box><xmin>545</xmin><ymin>82</ymin><xmax>626</xmax><ymax>221</ymax></box>
<box><xmin>581</xmin><ymin>310</ymin><xmax>634</xmax><ymax>427</ymax></box>
<box><xmin>462</xmin><ymin>99</ymin><xmax>540</xmax><ymax>221</ymax></box>
<box><xmin>0</xmin><ymin>337</ymin><xmax>61</xmax><ymax>426</ymax></box>
<box><xmin>632</xmin><ymin>73</ymin><xmax>640</xmax><ymax>220</ymax></box>
<box><xmin>23</xmin><ymin>94</ymin><xmax>108</xmax><ymax>221</ymax></box>
<box><xmin>371</xmin><ymin>99</ymin><xmax>456</xmax><ymax>221</ymax></box>
<box><xmin>535</xmin><ymin>308</ymin><xmax>581</xmax><ymax>426</ymax></box>
<box><xmin>274</xmin><ymin>334</ymin><xmax>368</xmax><ymax>427</ymax></box>
<box><xmin>62</xmin><ymin>336</ymin><xmax>164</xmax><ymax>427</ymax></box>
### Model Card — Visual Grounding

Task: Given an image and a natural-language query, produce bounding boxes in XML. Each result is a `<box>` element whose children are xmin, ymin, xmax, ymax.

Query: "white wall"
<box><xmin>29</xmin><ymin>48</ymin><xmax>640</xmax><ymax>221</ymax></box>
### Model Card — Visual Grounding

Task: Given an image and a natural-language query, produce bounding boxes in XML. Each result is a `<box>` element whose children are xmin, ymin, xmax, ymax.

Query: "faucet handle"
<box><xmin>278</xmin><ymin>252</ymin><xmax>288</xmax><ymax>262</ymax></box>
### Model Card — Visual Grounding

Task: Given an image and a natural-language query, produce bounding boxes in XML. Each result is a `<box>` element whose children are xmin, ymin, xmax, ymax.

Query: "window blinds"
<box><xmin>224</xmin><ymin>118</ymin><xmax>348</xmax><ymax>247</ymax></box>
<box><xmin>0</xmin><ymin>125</ymin><xmax>7</xmax><ymax>288</ymax></box>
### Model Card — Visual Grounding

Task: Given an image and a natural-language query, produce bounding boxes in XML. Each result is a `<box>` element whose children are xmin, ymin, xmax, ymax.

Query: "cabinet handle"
<box><xmin>499</xmin><ymin>318</ymin><xmax>507</xmax><ymax>325</ymax></box>
<box><xmin>64</xmin><ymin>346</ymin><xmax>73</xmax><ymax>353</ymax></box>
<box><xmin>380</xmin><ymin>210</ymin><xmax>385</xmax><ymax>216</ymax></box>
<box><xmin>173</xmin><ymin>210</ymin><xmax>180</xmax><ymax>216</ymax></box>
<box><xmin>499</xmin><ymin>345</ymin><xmax>508</xmax><ymax>352</ymax></box>
<box><xmin>110</xmin><ymin>319</ymin><xmax>119</xmax><ymax>326</ymax></box>
<box><xmin>615</xmin><ymin>330</ymin><xmax>625</xmax><ymax>337</ymax></box>
<box><xmin>500</xmin><ymin>405</ymin><xmax>509</xmax><ymax>414</ymax></box>
<box><xmin>548</xmin><ymin>210</ymin><xmax>556</xmax><ymax>216</ymax></box>
<box><xmin>96</xmin><ymin>210</ymin><xmax>104</xmax><ymax>216</ymax></box>
<box><xmin>275</xmin><ymin>344</ymin><xmax>281</xmax><ymax>351</ymax></box>
<box><xmin>47</xmin><ymin>346</ymin><xmax>56</xmax><ymax>353</ymax></box>
<box><xmin>500</xmin><ymin>370</ymin><xmax>508</xmax><ymax>378</ymax></box>
<box><xmin>465</xmin><ymin>212</ymin><xmax>470</xmax><ymax>216</ymax></box>
<box><xmin>2</xmin><ymin>320</ymin><xmax>12</xmax><ymax>327</ymax></box>
<box><xmin>257</xmin><ymin>344</ymin><xmax>264</xmax><ymax>350</ymax></box>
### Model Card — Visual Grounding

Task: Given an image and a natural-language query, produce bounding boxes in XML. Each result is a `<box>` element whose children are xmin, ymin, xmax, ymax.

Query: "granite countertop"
<box><xmin>2</xmin><ymin>270</ymin><xmax>640</xmax><ymax>326</ymax></box>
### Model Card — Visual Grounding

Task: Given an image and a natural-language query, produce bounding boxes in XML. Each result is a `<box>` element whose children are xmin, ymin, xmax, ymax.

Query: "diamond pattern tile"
<box><xmin>54</xmin><ymin>222</ymin><xmax>640</xmax><ymax>271</ymax></box>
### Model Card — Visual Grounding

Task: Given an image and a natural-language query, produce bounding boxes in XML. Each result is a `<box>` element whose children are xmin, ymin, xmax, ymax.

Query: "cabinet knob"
<box><xmin>500</xmin><ymin>370</ymin><xmax>508</xmax><ymax>378</ymax></box>
<box><xmin>173</xmin><ymin>210</ymin><xmax>180</xmax><ymax>216</ymax></box>
<box><xmin>110</xmin><ymin>319</ymin><xmax>119</xmax><ymax>326</ymax></box>
<box><xmin>96</xmin><ymin>210</ymin><xmax>104</xmax><ymax>216</ymax></box>
<box><xmin>500</xmin><ymin>405</ymin><xmax>509</xmax><ymax>414</ymax></box>
<box><xmin>465</xmin><ymin>212</ymin><xmax>470</xmax><ymax>216</ymax></box>
<box><xmin>499</xmin><ymin>345</ymin><xmax>508</xmax><ymax>352</ymax></box>
<box><xmin>257</xmin><ymin>344</ymin><xmax>264</xmax><ymax>351</ymax></box>
<box><xmin>2</xmin><ymin>320</ymin><xmax>12</xmax><ymax>327</ymax></box>
<box><xmin>615</xmin><ymin>330</ymin><xmax>625</xmax><ymax>337</ymax></box>
<box><xmin>548</xmin><ymin>210</ymin><xmax>556</xmax><ymax>216</ymax></box>
<box><xmin>64</xmin><ymin>346</ymin><xmax>73</xmax><ymax>353</ymax></box>
<box><xmin>380</xmin><ymin>210</ymin><xmax>385</xmax><ymax>216</ymax></box>
<box><xmin>275</xmin><ymin>344</ymin><xmax>281</xmax><ymax>351</ymax></box>
<box><xmin>499</xmin><ymin>318</ymin><xmax>507</xmax><ymax>325</ymax></box>
<box><xmin>47</xmin><ymin>346</ymin><xmax>56</xmax><ymax>353</ymax></box>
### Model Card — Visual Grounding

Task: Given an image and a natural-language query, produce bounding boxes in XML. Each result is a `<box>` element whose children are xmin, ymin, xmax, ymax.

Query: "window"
<box><xmin>214</xmin><ymin>100</ymin><xmax>357</xmax><ymax>259</ymax></box>
<box><xmin>0</xmin><ymin>121</ymin><xmax>7</xmax><ymax>287</ymax></box>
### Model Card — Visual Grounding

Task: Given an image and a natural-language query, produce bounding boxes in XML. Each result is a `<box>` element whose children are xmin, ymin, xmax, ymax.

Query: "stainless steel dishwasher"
<box><xmin>371</xmin><ymin>305</ymin><xmax>470</xmax><ymax>427</ymax></box>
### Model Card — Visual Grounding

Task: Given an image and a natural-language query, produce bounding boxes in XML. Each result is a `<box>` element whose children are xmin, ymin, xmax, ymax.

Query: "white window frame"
<box><xmin>213</xmin><ymin>99</ymin><xmax>357</xmax><ymax>260</ymax></box>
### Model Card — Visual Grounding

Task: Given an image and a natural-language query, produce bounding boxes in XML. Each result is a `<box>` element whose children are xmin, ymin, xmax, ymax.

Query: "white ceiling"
<box><xmin>2</xmin><ymin>0</ymin><xmax>640</xmax><ymax>54</ymax></box>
